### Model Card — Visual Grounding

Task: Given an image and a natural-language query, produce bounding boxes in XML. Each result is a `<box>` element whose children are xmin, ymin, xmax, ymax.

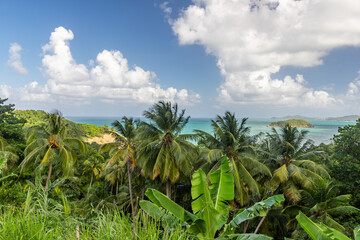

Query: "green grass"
<box><xmin>0</xmin><ymin>208</ymin><xmax>190</xmax><ymax>240</ymax></box>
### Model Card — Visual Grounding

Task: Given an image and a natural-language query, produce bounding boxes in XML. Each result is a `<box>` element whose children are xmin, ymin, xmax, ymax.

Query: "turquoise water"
<box><xmin>67</xmin><ymin>117</ymin><xmax>355</xmax><ymax>145</ymax></box>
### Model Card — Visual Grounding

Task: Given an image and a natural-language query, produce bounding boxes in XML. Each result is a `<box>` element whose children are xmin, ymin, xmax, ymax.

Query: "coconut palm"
<box><xmin>196</xmin><ymin>111</ymin><xmax>271</xmax><ymax>206</ymax></box>
<box><xmin>285</xmin><ymin>179</ymin><xmax>359</xmax><ymax>234</ymax></box>
<box><xmin>100</xmin><ymin>117</ymin><xmax>139</xmax><ymax>218</ymax></box>
<box><xmin>260</xmin><ymin>125</ymin><xmax>330</xmax><ymax>203</ymax></box>
<box><xmin>21</xmin><ymin>111</ymin><xmax>86</xmax><ymax>191</ymax></box>
<box><xmin>137</xmin><ymin>101</ymin><xmax>198</xmax><ymax>198</ymax></box>
<box><xmin>82</xmin><ymin>148</ymin><xmax>104</xmax><ymax>196</ymax></box>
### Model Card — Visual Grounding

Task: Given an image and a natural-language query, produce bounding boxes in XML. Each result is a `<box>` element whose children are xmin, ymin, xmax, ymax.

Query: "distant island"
<box><xmin>271</xmin><ymin>115</ymin><xmax>360</xmax><ymax>122</ymax></box>
<box><xmin>267</xmin><ymin>119</ymin><xmax>314</xmax><ymax>128</ymax></box>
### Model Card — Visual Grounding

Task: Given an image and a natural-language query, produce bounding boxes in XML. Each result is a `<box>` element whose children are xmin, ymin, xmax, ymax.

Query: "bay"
<box><xmin>67</xmin><ymin>117</ymin><xmax>355</xmax><ymax>145</ymax></box>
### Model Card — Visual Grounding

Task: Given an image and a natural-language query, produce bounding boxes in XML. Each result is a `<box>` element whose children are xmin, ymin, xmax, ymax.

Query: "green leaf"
<box><xmin>144</xmin><ymin>188</ymin><xmax>196</xmax><ymax>222</ymax></box>
<box><xmin>219</xmin><ymin>234</ymin><xmax>273</xmax><ymax>239</ymax></box>
<box><xmin>191</xmin><ymin>168</ymin><xmax>221</xmax><ymax>238</ymax></box>
<box><xmin>296</xmin><ymin>211</ymin><xmax>351</xmax><ymax>240</ymax></box>
<box><xmin>229</xmin><ymin>194</ymin><xmax>285</xmax><ymax>228</ymax></box>
<box><xmin>191</xmin><ymin>169</ymin><xmax>214</xmax><ymax>214</ymax></box>
<box><xmin>354</xmin><ymin>226</ymin><xmax>360</xmax><ymax>240</ymax></box>
<box><xmin>209</xmin><ymin>155</ymin><xmax>234</xmax><ymax>228</ymax></box>
<box><xmin>139</xmin><ymin>200</ymin><xmax>165</xmax><ymax>221</ymax></box>
<box><xmin>188</xmin><ymin>219</ymin><xmax>207</xmax><ymax>236</ymax></box>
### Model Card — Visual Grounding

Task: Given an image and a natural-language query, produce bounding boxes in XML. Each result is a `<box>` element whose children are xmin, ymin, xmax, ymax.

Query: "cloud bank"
<box><xmin>7</xmin><ymin>27</ymin><xmax>200</xmax><ymax>106</ymax></box>
<box><xmin>170</xmin><ymin>0</ymin><xmax>360</xmax><ymax>108</ymax></box>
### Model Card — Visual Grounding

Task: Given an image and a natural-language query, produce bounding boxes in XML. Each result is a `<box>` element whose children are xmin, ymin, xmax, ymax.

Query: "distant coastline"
<box><xmin>271</xmin><ymin>115</ymin><xmax>360</xmax><ymax>122</ymax></box>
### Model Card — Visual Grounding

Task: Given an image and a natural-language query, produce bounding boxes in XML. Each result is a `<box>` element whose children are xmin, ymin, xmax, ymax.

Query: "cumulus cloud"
<box><xmin>171</xmin><ymin>0</ymin><xmax>360</xmax><ymax>107</ymax></box>
<box><xmin>7</xmin><ymin>43</ymin><xmax>28</xmax><ymax>74</ymax></box>
<box><xmin>18</xmin><ymin>26</ymin><xmax>200</xmax><ymax>105</ymax></box>
<box><xmin>346</xmin><ymin>71</ymin><xmax>360</xmax><ymax>99</ymax></box>
<box><xmin>0</xmin><ymin>84</ymin><xmax>12</xmax><ymax>98</ymax></box>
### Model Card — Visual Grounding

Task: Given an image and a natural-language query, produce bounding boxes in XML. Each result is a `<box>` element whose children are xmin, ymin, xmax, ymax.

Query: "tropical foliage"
<box><xmin>259</xmin><ymin>126</ymin><xmax>329</xmax><ymax>203</ymax></box>
<box><xmin>137</xmin><ymin>101</ymin><xmax>198</xmax><ymax>198</ymax></box>
<box><xmin>21</xmin><ymin>111</ymin><xmax>86</xmax><ymax>191</ymax></box>
<box><xmin>196</xmin><ymin>112</ymin><xmax>271</xmax><ymax>206</ymax></box>
<box><xmin>0</xmin><ymin>99</ymin><xmax>358</xmax><ymax>239</ymax></box>
<box><xmin>140</xmin><ymin>156</ymin><xmax>284</xmax><ymax>239</ymax></box>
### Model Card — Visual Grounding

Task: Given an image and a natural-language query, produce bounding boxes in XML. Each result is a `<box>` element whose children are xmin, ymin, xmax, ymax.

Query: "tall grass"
<box><xmin>0</xmin><ymin>208</ymin><xmax>190</xmax><ymax>240</ymax></box>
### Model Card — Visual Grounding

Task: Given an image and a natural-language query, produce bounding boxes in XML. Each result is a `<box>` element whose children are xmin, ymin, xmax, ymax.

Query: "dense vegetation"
<box><xmin>0</xmin><ymin>97</ymin><xmax>359</xmax><ymax>239</ymax></box>
<box><xmin>15</xmin><ymin>109</ymin><xmax>110</xmax><ymax>138</ymax></box>
<box><xmin>267</xmin><ymin>119</ymin><xmax>314</xmax><ymax>128</ymax></box>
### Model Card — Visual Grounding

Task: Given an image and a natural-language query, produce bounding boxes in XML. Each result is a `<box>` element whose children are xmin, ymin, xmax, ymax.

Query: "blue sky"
<box><xmin>1</xmin><ymin>0</ymin><xmax>360</xmax><ymax>118</ymax></box>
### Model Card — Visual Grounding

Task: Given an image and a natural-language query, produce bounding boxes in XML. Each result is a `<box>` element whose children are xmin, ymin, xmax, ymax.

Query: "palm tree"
<box><xmin>196</xmin><ymin>111</ymin><xmax>271</xmax><ymax>206</ymax></box>
<box><xmin>21</xmin><ymin>111</ymin><xmax>86</xmax><ymax>191</ymax></box>
<box><xmin>82</xmin><ymin>148</ymin><xmax>104</xmax><ymax>196</ymax></box>
<box><xmin>100</xmin><ymin>117</ymin><xmax>139</xmax><ymax>218</ymax></box>
<box><xmin>285</xmin><ymin>179</ymin><xmax>359</xmax><ymax>234</ymax></box>
<box><xmin>137</xmin><ymin>101</ymin><xmax>198</xmax><ymax>198</ymax></box>
<box><xmin>260</xmin><ymin>125</ymin><xmax>329</xmax><ymax>203</ymax></box>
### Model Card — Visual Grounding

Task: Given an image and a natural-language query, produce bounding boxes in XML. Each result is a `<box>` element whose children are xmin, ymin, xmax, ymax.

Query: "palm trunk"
<box><xmin>254</xmin><ymin>209</ymin><xmax>269</xmax><ymax>234</ymax></box>
<box><xmin>243</xmin><ymin>199</ymin><xmax>251</xmax><ymax>233</ymax></box>
<box><xmin>116</xmin><ymin>180</ymin><xmax>119</xmax><ymax>196</ymax></box>
<box><xmin>141</xmin><ymin>186</ymin><xmax>145</xmax><ymax>200</ymax></box>
<box><xmin>127</xmin><ymin>160</ymin><xmax>135</xmax><ymax>219</ymax></box>
<box><xmin>44</xmin><ymin>155</ymin><xmax>53</xmax><ymax>192</ymax></box>
<box><xmin>87</xmin><ymin>170</ymin><xmax>94</xmax><ymax>196</ymax></box>
<box><xmin>166</xmin><ymin>179</ymin><xmax>171</xmax><ymax>199</ymax></box>
<box><xmin>243</xmin><ymin>219</ymin><xmax>250</xmax><ymax>233</ymax></box>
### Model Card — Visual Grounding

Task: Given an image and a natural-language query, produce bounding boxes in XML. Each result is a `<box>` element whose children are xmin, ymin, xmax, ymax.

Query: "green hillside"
<box><xmin>267</xmin><ymin>119</ymin><xmax>314</xmax><ymax>128</ymax></box>
<box><xmin>14</xmin><ymin>110</ymin><xmax>110</xmax><ymax>138</ymax></box>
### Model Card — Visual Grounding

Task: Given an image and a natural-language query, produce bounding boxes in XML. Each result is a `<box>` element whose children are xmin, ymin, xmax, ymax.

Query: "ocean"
<box><xmin>67</xmin><ymin>117</ymin><xmax>355</xmax><ymax>145</ymax></box>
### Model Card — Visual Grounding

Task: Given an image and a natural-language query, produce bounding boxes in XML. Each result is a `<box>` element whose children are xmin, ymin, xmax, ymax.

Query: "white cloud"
<box><xmin>160</xmin><ymin>1</ymin><xmax>172</xmax><ymax>21</ymax></box>
<box><xmin>0</xmin><ymin>84</ymin><xmax>12</xmax><ymax>98</ymax></box>
<box><xmin>19</xmin><ymin>81</ymin><xmax>50</xmax><ymax>102</ymax></box>
<box><xmin>171</xmin><ymin>0</ymin><xmax>360</xmax><ymax>108</ymax></box>
<box><xmin>7</xmin><ymin>43</ymin><xmax>28</xmax><ymax>74</ymax></box>
<box><xmin>346</xmin><ymin>71</ymin><xmax>360</xmax><ymax>99</ymax></box>
<box><xmin>160</xmin><ymin>1</ymin><xmax>172</xmax><ymax>15</ymax></box>
<box><xmin>17</xmin><ymin>26</ymin><xmax>200</xmax><ymax>105</ymax></box>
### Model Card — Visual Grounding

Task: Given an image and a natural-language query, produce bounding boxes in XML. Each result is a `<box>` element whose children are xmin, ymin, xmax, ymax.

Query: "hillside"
<box><xmin>326</xmin><ymin>115</ymin><xmax>360</xmax><ymax>121</ymax></box>
<box><xmin>272</xmin><ymin>115</ymin><xmax>360</xmax><ymax>121</ymax></box>
<box><xmin>267</xmin><ymin>119</ymin><xmax>314</xmax><ymax>128</ymax></box>
<box><xmin>271</xmin><ymin>115</ymin><xmax>322</xmax><ymax>121</ymax></box>
<box><xmin>14</xmin><ymin>110</ymin><xmax>111</xmax><ymax>139</ymax></box>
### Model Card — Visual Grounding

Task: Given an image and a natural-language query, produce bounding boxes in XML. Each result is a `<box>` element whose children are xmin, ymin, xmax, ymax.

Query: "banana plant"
<box><xmin>140</xmin><ymin>156</ymin><xmax>285</xmax><ymax>239</ymax></box>
<box><xmin>296</xmin><ymin>211</ymin><xmax>360</xmax><ymax>240</ymax></box>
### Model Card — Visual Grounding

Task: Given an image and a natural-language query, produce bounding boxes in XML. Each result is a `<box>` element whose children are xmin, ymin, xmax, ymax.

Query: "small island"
<box><xmin>267</xmin><ymin>119</ymin><xmax>314</xmax><ymax>128</ymax></box>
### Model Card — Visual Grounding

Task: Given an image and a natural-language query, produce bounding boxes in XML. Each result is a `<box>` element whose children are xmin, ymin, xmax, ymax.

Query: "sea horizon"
<box><xmin>67</xmin><ymin>116</ymin><xmax>356</xmax><ymax>145</ymax></box>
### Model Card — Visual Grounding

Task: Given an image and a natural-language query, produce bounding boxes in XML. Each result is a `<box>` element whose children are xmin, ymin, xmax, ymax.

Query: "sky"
<box><xmin>1</xmin><ymin>0</ymin><xmax>360</xmax><ymax>118</ymax></box>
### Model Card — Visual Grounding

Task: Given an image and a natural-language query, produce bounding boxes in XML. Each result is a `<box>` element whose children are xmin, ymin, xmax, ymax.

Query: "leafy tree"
<box><xmin>82</xmin><ymin>148</ymin><xmax>104</xmax><ymax>197</ymax></box>
<box><xmin>0</xmin><ymin>98</ymin><xmax>25</xmax><ymax>144</ymax></box>
<box><xmin>137</xmin><ymin>101</ymin><xmax>198</xmax><ymax>198</ymax></box>
<box><xmin>285</xmin><ymin>179</ymin><xmax>359</xmax><ymax>235</ymax></box>
<box><xmin>196</xmin><ymin>111</ymin><xmax>271</xmax><ymax>206</ymax></box>
<box><xmin>0</xmin><ymin>136</ymin><xmax>19</xmax><ymax>166</ymax></box>
<box><xmin>260</xmin><ymin>125</ymin><xmax>329</xmax><ymax>203</ymax></box>
<box><xmin>100</xmin><ymin>117</ymin><xmax>140</xmax><ymax>218</ymax></box>
<box><xmin>331</xmin><ymin>120</ymin><xmax>360</xmax><ymax>207</ymax></box>
<box><xmin>21</xmin><ymin>111</ymin><xmax>86</xmax><ymax>191</ymax></box>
